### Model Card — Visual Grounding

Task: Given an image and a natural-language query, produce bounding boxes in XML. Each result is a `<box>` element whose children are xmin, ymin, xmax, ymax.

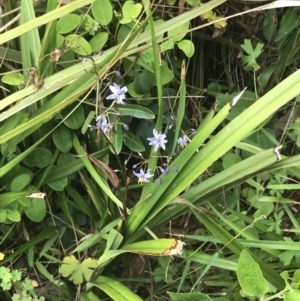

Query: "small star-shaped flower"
<box><xmin>177</xmin><ymin>135</ymin><xmax>188</xmax><ymax>148</ymax></box>
<box><xmin>96</xmin><ymin>115</ymin><xmax>113</xmax><ymax>134</ymax></box>
<box><xmin>147</xmin><ymin>129</ymin><xmax>168</xmax><ymax>152</ymax></box>
<box><xmin>133</xmin><ymin>169</ymin><xmax>153</xmax><ymax>184</ymax></box>
<box><xmin>106</xmin><ymin>83</ymin><xmax>128</xmax><ymax>104</ymax></box>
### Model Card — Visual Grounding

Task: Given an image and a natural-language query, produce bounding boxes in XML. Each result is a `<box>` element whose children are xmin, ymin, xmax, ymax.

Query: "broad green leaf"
<box><xmin>116</xmin><ymin>104</ymin><xmax>155</xmax><ymax>119</ymax></box>
<box><xmin>11</xmin><ymin>174</ymin><xmax>32</xmax><ymax>192</ymax></box>
<box><xmin>168</xmin><ymin>21</ymin><xmax>189</xmax><ymax>42</ymax></box>
<box><xmin>23</xmin><ymin>148</ymin><xmax>53</xmax><ymax>168</ymax></box>
<box><xmin>91</xmin><ymin>276</ymin><xmax>143</xmax><ymax>301</ymax></box>
<box><xmin>7</xmin><ymin>210</ymin><xmax>21</xmax><ymax>222</ymax></box>
<box><xmin>92</xmin><ymin>0</ymin><xmax>113</xmax><ymax>26</ymax></box>
<box><xmin>241</xmin><ymin>39</ymin><xmax>264</xmax><ymax>71</ymax></box>
<box><xmin>222</xmin><ymin>153</ymin><xmax>242</xmax><ymax>169</ymax></box>
<box><xmin>59</xmin><ymin>255</ymin><xmax>98</xmax><ymax>284</ymax></box>
<box><xmin>62</xmin><ymin>104</ymin><xmax>85</xmax><ymax>129</ymax></box>
<box><xmin>143</xmin><ymin>65</ymin><xmax>174</xmax><ymax>86</ymax></box>
<box><xmin>187</xmin><ymin>0</ymin><xmax>200</xmax><ymax>6</ymax></box>
<box><xmin>123</xmin><ymin>131</ymin><xmax>145</xmax><ymax>152</ymax></box>
<box><xmin>237</xmin><ymin>249</ymin><xmax>269</xmax><ymax>296</ymax></box>
<box><xmin>130</xmin><ymin>3</ymin><xmax>142</xmax><ymax>19</ymax></box>
<box><xmin>285</xmin><ymin>289</ymin><xmax>300</xmax><ymax>301</ymax></box>
<box><xmin>168</xmin><ymin>292</ymin><xmax>213</xmax><ymax>301</ymax></box>
<box><xmin>24</xmin><ymin>198</ymin><xmax>46</xmax><ymax>222</ymax></box>
<box><xmin>52</xmin><ymin>125</ymin><xmax>72</xmax><ymax>153</ymax></box>
<box><xmin>57</xmin><ymin>14</ymin><xmax>81</xmax><ymax>34</ymax></box>
<box><xmin>90</xmin><ymin>32</ymin><xmax>109</xmax><ymax>52</ymax></box>
<box><xmin>133</xmin><ymin>74</ymin><xmax>152</xmax><ymax>94</ymax></box>
<box><xmin>65</xmin><ymin>34</ymin><xmax>92</xmax><ymax>55</ymax></box>
<box><xmin>1</xmin><ymin>73</ymin><xmax>24</xmax><ymax>86</ymax></box>
<box><xmin>48</xmin><ymin>177</ymin><xmax>68</xmax><ymax>191</ymax></box>
<box><xmin>122</xmin><ymin>1</ymin><xmax>135</xmax><ymax>19</ymax></box>
<box><xmin>177</xmin><ymin>39</ymin><xmax>195</xmax><ymax>58</ymax></box>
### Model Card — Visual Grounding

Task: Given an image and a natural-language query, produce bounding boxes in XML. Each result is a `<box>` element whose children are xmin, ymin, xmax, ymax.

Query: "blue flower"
<box><xmin>106</xmin><ymin>83</ymin><xmax>128</xmax><ymax>104</ymax></box>
<box><xmin>133</xmin><ymin>169</ymin><xmax>153</xmax><ymax>184</ymax></box>
<box><xmin>96</xmin><ymin>115</ymin><xmax>113</xmax><ymax>134</ymax></box>
<box><xmin>177</xmin><ymin>135</ymin><xmax>188</xmax><ymax>148</ymax></box>
<box><xmin>147</xmin><ymin>129</ymin><xmax>168</xmax><ymax>152</ymax></box>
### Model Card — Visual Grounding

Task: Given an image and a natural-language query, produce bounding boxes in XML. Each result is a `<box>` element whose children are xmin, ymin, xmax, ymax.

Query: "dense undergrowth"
<box><xmin>1</xmin><ymin>0</ymin><xmax>300</xmax><ymax>300</ymax></box>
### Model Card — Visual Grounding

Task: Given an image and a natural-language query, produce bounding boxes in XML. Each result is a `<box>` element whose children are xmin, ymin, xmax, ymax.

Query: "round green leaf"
<box><xmin>133</xmin><ymin>74</ymin><xmax>152</xmax><ymax>94</ymax></box>
<box><xmin>65</xmin><ymin>34</ymin><xmax>92</xmax><ymax>56</ymax></box>
<box><xmin>168</xmin><ymin>21</ymin><xmax>189</xmax><ymax>42</ymax></box>
<box><xmin>7</xmin><ymin>210</ymin><xmax>21</xmax><ymax>222</ymax></box>
<box><xmin>177</xmin><ymin>40</ymin><xmax>195</xmax><ymax>58</ymax></box>
<box><xmin>1</xmin><ymin>73</ymin><xmax>24</xmax><ymax>86</ymax></box>
<box><xmin>92</xmin><ymin>0</ymin><xmax>113</xmax><ymax>26</ymax></box>
<box><xmin>187</xmin><ymin>0</ymin><xmax>200</xmax><ymax>6</ymax></box>
<box><xmin>24</xmin><ymin>198</ymin><xmax>46</xmax><ymax>222</ymax></box>
<box><xmin>122</xmin><ymin>1</ymin><xmax>135</xmax><ymax>19</ymax></box>
<box><xmin>143</xmin><ymin>65</ymin><xmax>174</xmax><ymax>86</ymax></box>
<box><xmin>117</xmin><ymin>25</ymin><xmax>131</xmax><ymax>43</ymax></box>
<box><xmin>62</xmin><ymin>103</ymin><xmax>85</xmax><ymax>129</ymax></box>
<box><xmin>237</xmin><ymin>250</ymin><xmax>268</xmax><ymax>296</ymax></box>
<box><xmin>57</xmin><ymin>14</ymin><xmax>81</xmax><ymax>34</ymax></box>
<box><xmin>11</xmin><ymin>174</ymin><xmax>32</xmax><ymax>192</ymax></box>
<box><xmin>130</xmin><ymin>3</ymin><xmax>142</xmax><ymax>19</ymax></box>
<box><xmin>23</xmin><ymin>148</ymin><xmax>53</xmax><ymax>168</ymax></box>
<box><xmin>52</xmin><ymin>125</ymin><xmax>72</xmax><ymax>153</ymax></box>
<box><xmin>90</xmin><ymin>32</ymin><xmax>108</xmax><ymax>52</ymax></box>
<box><xmin>48</xmin><ymin>177</ymin><xmax>68</xmax><ymax>191</ymax></box>
<box><xmin>222</xmin><ymin>153</ymin><xmax>242</xmax><ymax>169</ymax></box>
<box><xmin>56</xmin><ymin>34</ymin><xmax>65</xmax><ymax>47</ymax></box>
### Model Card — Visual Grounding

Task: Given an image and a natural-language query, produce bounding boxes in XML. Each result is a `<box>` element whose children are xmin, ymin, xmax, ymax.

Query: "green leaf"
<box><xmin>274</xmin><ymin>8</ymin><xmax>298</xmax><ymax>48</ymax></box>
<box><xmin>177</xmin><ymin>39</ymin><xmax>195</xmax><ymax>58</ymax></box>
<box><xmin>122</xmin><ymin>1</ymin><xmax>135</xmax><ymax>19</ymax></box>
<box><xmin>263</xmin><ymin>9</ymin><xmax>277</xmax><ymax>42</ymax></box>
<box><xmin>11</xmin><ymin>174</ymin><xmax>32</xmax><ymax>192</ymax></box>
<box><xmin>0</xmin><ymin>209</ymin><xmax>7</xmax><ymax>223</ymax></box>
<box><xmin>23</xmin><ymin>148</ymin><xmax>53</xmax><ymax>168</ymax></box>
<box><xmin>1</xmin><ymin>73</ymin><xmax>24</xmax><ymax>86</ymax></box>
<box><xmin>57</xmin><ymin>14</ymin><xmax>81</xmax><ymax>34</ymax></box>
<box><xmin>90</xmin><ymin>32</ymin><xmax>109</xmax><ymax>52</ymax></box>
<box><xmin>240</xmin><ymin>39</ymin><xmax>264</xmax><ymax>71</ymax></box>
<box><xmin>133</xmin><ymin>74</ymin><xmax>152</xmax><ymax>94</ymax></box>
<box><xmin>91</xmin><ymin>276</ymin><xmax>143</xmax><ymax>301</ymax></box>
<box><xmin>285</xmin><ymin>289</ymin><xmax>300</xmax><ymax>301</ymax></box>
<box><xmin>59</xmin><ymin>255</ymin><xmax>98</xmax><ymax>284</ymax></box>
<box><xmin>24</xmin><ymin>198</ymin><xmax>46</xmax><ymax>222</ymax></box>
<box><xmin>168</xmin><ymin>21</ymin><xmax>189</xmax><ymax>42</ymax></box>
<box><xmin>130</xmin><ymin>3</ymin><xmax>142</xmax><ymax>19</ymax></box>
<box><xmin>187</xmin><ymin>0</ymin><xmax>200</xmax><ymax>6</ymax></box>
<box><xmin>168</xmin><ymin>292</ymin><xmax>213</xmax><ymax>301</ymax></box>
<box><xmin>143</xmin><ymin>65</ymin><xmax>174</xmax><ymax>86</ymax></box>
<box><xmin>52</xmin><ymin>125</ymin><xmax>72</xmax><ymax>153</ymax></box>
<box><xmin>92</xmin><ymin>0</ymin><xmax>113</xmax><ymax>26</ymax></box>
<box><xmin>62</xmin><ymin>104</ymin><xmax>85</xmax><ymax>129</ymax></box>
<box><xmin>7</xmin><ymin>210</ymin><xmax>21</xmax><ymax>222</ymax></box>
<box><xmin>112</xmin><ymin>124</ymin><xmax>123</xmax><ymax>155</ymax></box>
<box><xmin>116</xmin><ymin>104</ymin><xmax>155</xmax><ymax>119</ymax></box>
<box><xmin>65</xmin><ymin>34</ymin><xmax>92</xmax><ymax>56</ymax></box>
<box><xmin>237</xmin><ymin>249</ymin><xmax>269</xmax><ymax>296</ymax></box>
<box><xmin>48</xmin><ymin>177</ymin><xmax>68</xmax><ymax>191</ymax></box>
<box><xmin>123</xmin><ymin>131</ymin><xmax>145</xmax><ymax>152</ymax></box>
